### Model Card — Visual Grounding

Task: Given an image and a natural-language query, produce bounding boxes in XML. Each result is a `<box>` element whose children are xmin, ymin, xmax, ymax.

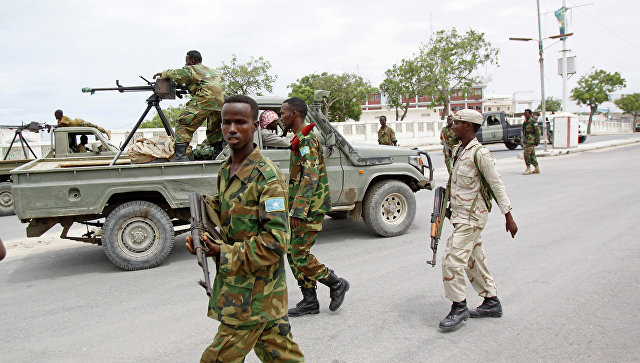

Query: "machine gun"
<box><xmin>82</xmin><ymin>76</ymin><xmax>189</xmax><ymax>165</ymax></box>
<box><xmin>427</xmin><ymin>185</ymin><xmax>449</xmax><ymax>267</ymax></box>
<box><xmin>0</xmin><ymin>122</ymin><xmax>52</xmax><ymax>160</ymax></box>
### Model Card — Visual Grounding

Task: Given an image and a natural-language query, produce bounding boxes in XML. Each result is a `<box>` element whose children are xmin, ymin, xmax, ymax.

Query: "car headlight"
<box><xmin>409</xmin><ymin>155</ymin><xmax>428</xmax><ymax>172</ymax></box>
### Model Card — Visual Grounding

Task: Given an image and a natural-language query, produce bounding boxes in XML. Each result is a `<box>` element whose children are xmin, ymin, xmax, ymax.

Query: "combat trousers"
<box><xmin>443</xmin><ymin>147</ymin><xmax>453</xmax><ymax>175</ymax></box>
<box><xmin>442</xmin><ymin>223</ymin><xmax>498</xmax><ymax>302</ymax></box>
<box><xmin>287</xmin><ymin>214</ymin><xmax>330</xmax><ymax>289</ymax></box>
<box><xmin>174</xmin><ymin>98</ymin><xmax>222</xmax><ymax>145</ymax></box>
<box><xmin>201</xmin><ymin>316</ymin><xmax>304</xmax><ymax>363</ymax></box>
<box><xmin>523</xmin><ymin>143</ymin><xmax>538</xmax><ymax>167</ymax></box>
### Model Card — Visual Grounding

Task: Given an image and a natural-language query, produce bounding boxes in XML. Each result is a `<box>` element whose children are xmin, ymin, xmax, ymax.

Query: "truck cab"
<box><xmin>50</xmin><ymin>127</ymin><xmax>118</xmax><ymax>158</ymax></box>
<box><xmin>477</xmin><ymin>111</ymin><xmax>523</xmax><ymax>150</ymax></box>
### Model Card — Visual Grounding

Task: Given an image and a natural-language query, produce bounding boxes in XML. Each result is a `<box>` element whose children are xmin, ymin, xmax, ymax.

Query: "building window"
<box><xmin>468</xmin><ymin>106</ymin><xmax>473</xmax><ymax>109</ymax></box>
<box><xmin>476</xmin><ymin>106</ymin><xmax>481</xmax><ymax>110</ymax></box>
<box><xmin>497</xmin><ymin>107</ymin><xmax>501</xmax><ymax>111</ymax></box>
<box><xmin>451</xmin><ymin>106</ymin><xmax>457</xmax><ymax>112</ymax></box>
<box><xmin>487</xmin><ymin>107</ymin><xmax>492</xmax><ymax>111</ymax></box>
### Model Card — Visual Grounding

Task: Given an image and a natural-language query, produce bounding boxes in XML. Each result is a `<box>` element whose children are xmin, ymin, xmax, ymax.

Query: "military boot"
<box><xmin>172</xmin><ymin>143</ymin><xmax>189</xmax><ymax>162</ymax></box>
<box><xmin>288</xmin><ymin>286</ymin><xmax>319</xmax><ymax>317</ymax></box>
<box><xmin>319</xmin><ymin>270</ymin><xmax>350</xmax><ymax>311</ymax></box>
<box><xmin>469</xmin><ymin>296</ymin><xmax>502</xmax><ymax>318</ymax></box>
<box><xmin>522</xmin><ymin>165</ymin><xmax>532</xmax><ymax>175</ymax></box>
<box><xmin>532</xmin><ymin>166</ymin><xmax>540</xmax><ymax>174</ymax></box>
<box><xmin>439</xmin><ymin>300</ymin><xmax>470</xmax><ymax>330</ymax></box>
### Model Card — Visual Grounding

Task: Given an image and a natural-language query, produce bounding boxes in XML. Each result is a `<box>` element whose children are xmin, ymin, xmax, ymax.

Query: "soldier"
<box><xmin>440</xmin><ymin>115</ymin><xmax>457</xmax><ymax>174</ymax></box>
<box><xmin>280</xmin><ymin>97</ymin><xmax>350</xmax><ymax>317</ymax></box>
<box><xmin>522</xmin><ymin>109</ymin><xmax>540</xmax><ymax>175</ymax></box>
<box><xmin>260</xmin><ymin>110</ymin><xmax>292</xmax><ymax>148</ymax></box>
<box><xmin>185</xmin><ymin>95</ymin><xmax>304</xmax><ymax>362</ymax></box>
<box><xmin>377</xmin><ymin>116</ymin><xmax>397</xmax><ymax>146</ymax></box>
<box><xmin>439</xmin><ymin>109</ymin><xmax>518</xmax><ymax>330</ymax></box>
<box><xmin>153</xmin><ymin>50</ymin><xmax>225</xmax><ymax>162</ymax></box>
<box><xmin>54</xmin><ymin>109</ymin><xmax>111</xmax><ymax>140</ymax></box>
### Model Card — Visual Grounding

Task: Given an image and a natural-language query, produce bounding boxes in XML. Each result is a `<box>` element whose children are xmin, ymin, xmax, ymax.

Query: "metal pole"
<box><xmin>562</xmin><ymin>0</ymin><xmax>568</xmax><ymax>112</ymax></box>
<box><xmin>537</xmin><ymin>0</ymin><xmax>548</xmax><ymax>151</ymax></box>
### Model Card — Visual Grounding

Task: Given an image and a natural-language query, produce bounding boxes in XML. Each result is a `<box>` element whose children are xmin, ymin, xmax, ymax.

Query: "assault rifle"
<box><xmin>0</xmin><ymin>122</ymin><xmax>52</xmax><ymax>160</ymax></box>
<box><xmin>427</xmin><ymin>185</ymin><xmax>449</xmax><ymax>267</ymax></box>
<box><xmin>189</xmin><ymin>192</ymin><xmax>225</xmax><ymax>297</ymax></box>
<box><xmin>82</xmin><ymin>76</ymin><xmax>188</xmax><ymax>166</ymax></box>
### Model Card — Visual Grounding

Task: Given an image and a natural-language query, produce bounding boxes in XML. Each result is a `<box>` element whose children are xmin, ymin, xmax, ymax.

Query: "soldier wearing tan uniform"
<box><xmin>439</xmin><ymin>109</ymin><xmax>518</xmax><ymax>330</ymax></box>
<box><xmin>54</xmin><ymin>109</ymin><xmax>111</xmax><ymax>140</ymax></box>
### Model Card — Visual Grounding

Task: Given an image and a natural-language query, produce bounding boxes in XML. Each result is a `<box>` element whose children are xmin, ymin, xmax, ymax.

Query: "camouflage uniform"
<box><xmin>288</xmin><ymin>129</ymin><xmax>332</xmax><ymax>288</ymax></box>
<box><xmin>377</xmin><ymin>126</ymin><xmax>397</xmax><ymax>146</ymax></box>
<box><xmin>440</xmin><ymin>125</ymin><xmax>457</xmax><ymax>174</ymax></box>
<box><xmin>57</xmin><ymin>115</ymin><xmax>108</xmax><ymax>135</ymax></box>
<box><xmin>522</xmin><ymin>117</ymin><xmax>539</xmax><ymax>167</ymax></box>
<box><xmin>161</xmin><ymin>64</ymin><xmax>225</xmax><ymax>145</ymax></box>
<box><xmin>201</xmin><ymin>147</ymin><xmax>304</xmax><ymax>362</ymax></box>
<box><xmin>443</xmin><ymin>139</ymin><xmax>512</xmax><ymax>302</ymax></box>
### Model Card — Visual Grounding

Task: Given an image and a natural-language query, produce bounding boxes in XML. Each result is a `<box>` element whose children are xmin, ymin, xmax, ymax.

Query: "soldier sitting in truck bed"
<box><xmin>54</xmin><ymin>109</ymin><xmax>111</xmax><ymax>140</ymax></box>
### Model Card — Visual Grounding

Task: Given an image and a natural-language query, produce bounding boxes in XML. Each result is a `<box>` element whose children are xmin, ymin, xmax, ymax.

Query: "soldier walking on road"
<box><xmin>54</xmin><ymin>109</ymin><xmax>111</xmax><ymax>140</ymax></box>
<box><xmin>440</xmin><ymin>115</ymin><xmax>458</xmax><ymax>174</ymax></box>
<box><xmin>522</xmin><ymin>109</ymin><xmax>540</xmax><ymax>175</ymax></box>
<box><xmin>154</xmin><ymin>50</ymin><xmax>225</xmax><ymax>162</ymax></box>
<box><xmin>377</xmin><ymin>116</ymin><xmax>397</xmax><ymax>146</ymax></box>
<box><xmin>185</xmin><ymin>95</ymin><xmax>304</xmax><ymax>362</ymax></box>
<box><xmin>281</xmin><ymin>97</ymin><xmax>350</xmax><ymax>317</ymax></box>
<box><xmin>438</xmin><ymin>109</ymin><xmax>518</xmax><ymax>331</ymax></box>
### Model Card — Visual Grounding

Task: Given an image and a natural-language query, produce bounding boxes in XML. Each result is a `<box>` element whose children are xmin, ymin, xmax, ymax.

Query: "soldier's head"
<box><xmin>221</xmin><ymin>95</ymin><xmax>259</xmax><ymax>152</ymax></box>
<box><xmin>185</xmin><ymin>50</ymin><xmax>202</xmax><ymax>66</ymax></box>
<box><xmin>80</xmin><ymin>135</ymin><xmax>88</xmax><ymax>145</ymax></box>
<box><xmin>54</xmin><ymin>109</ymin><xmax>63</xmax><ymax>121</ymax></box>
<box><xmin>281</xmin><ymin>97</ymin><xmax>307</xmax><ymax>131</ymax></box>
<box><xmin>524</xmin><ymin>109</ymin><xmax>532</xmax><ymax>119</ymax></box>
<box><xmin>452</xmin><ymin>109</ymin><xmax>482</xmax><ymax>139</ymax></box>
<box><xmin>379</xmin><ymin>115</ymin><xmax>387</xmax><ymax>127</ymax></box>
<box><xmin>447</xmin><ymin>115</ymin><xmax>453</xmax><ymax>126</ymax></box>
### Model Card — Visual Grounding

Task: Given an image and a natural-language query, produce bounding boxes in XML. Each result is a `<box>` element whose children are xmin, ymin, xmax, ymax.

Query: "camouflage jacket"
<box><xmin>161</xmin><ymin>63</ymin><xmax>224</xmax><ymax>110</ymax></box>
<box><xmin>450</xmin><ymin>138</ymin><xmax>512</xmax><ymax>229</ymax></box>
<box><xmin>288</xmin><ymin>129</ymin><xmax>331</xmax><ymax>220</ymax></box>
<box><xmin>57</xmin><ymin>115</ymin><xmax>107</xmax><ymax>134</ymax></box>
<box><xmin>440</xmin><ymin>125</ymin><xmax>457</xmax><ymax>155</ymax></box>
<box><xmin>203</xmin><ymin>147</ymin><xmax>290</xmax><ymax>327</ymax></box>
<box><xmin>522</xmin><ymin>117</ymin><xmax>540</xmax><ymax>144</ymax></box>
<box><xmin>378</xmin><ymin>126</ymin><xmax>397</xmax><ymax>145</ymax></box>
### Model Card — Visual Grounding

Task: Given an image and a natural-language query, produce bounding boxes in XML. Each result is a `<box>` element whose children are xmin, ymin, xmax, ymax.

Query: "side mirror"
<box><xmin>325</xmin><ymin>133</ymin><xmax>336</xmax><ymax>147</ymax></box>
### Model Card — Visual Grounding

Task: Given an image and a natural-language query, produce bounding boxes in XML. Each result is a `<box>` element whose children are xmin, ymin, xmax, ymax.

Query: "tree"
<box><xmin>614</xmin><ymin>93</ymin><xmax>640</xmax><ymax>132</ymax></box>
<box><xmin>536</xmin><ymin>97</ymin><xmax>562</xmax><ymax>112</ymax></box>
<box><xmin>571</xmin><ymin>69</ymin><xmax>626</xmax><ymax>134</ymax></box>
<box><xmin>417</xmin><ymin>28</ymin><xmax>499</xmax><ymax>119</ymax></box>
<box><xmin>288</xmin><ymin>72</ymin><xmax>376</xmax><ymax>122</ymax></box>
<box><xmin>380</xmin><ymin>59</ymin><xmax>424</xmax><ymax>121</ymax></box>
<box><xmin>140</xmin><ymin>104</ymin><xmax>185</xmax><ymax>128</ymax></box>
<box><xmin>218</xmin><ymin>54</ymin><xmax>277</xmax><ymax>96</ymax></box>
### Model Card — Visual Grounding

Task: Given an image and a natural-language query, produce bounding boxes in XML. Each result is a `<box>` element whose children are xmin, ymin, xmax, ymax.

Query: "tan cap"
<box><xmin>452</xmin><ymin>109</ymin><xmax>483</xmax><ymax>125</ymax></box>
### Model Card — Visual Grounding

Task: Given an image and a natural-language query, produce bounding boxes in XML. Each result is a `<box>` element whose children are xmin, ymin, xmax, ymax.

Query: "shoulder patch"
<box><xmin>300</xmin><ymin>146</ymin><xmax>310</xmax><ymax>156</ymax></box>
<box><xmin>256</xmin><ymin>157</ymin><xmax>281</xmax><ymax>182</ymax></box>
<box><xmin>265</xmin><ymin>197</ymin><xmax>286</xmax><ymax>212</ymax></box>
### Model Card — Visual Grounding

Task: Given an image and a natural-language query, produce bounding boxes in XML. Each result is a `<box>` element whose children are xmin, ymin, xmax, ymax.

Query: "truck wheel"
<box><xmin>362</xmin><ymin>180</ymin><xmax>416</xmax><ymax>237</ymax></box>
<box><xmin>578</xmin><ymin>135</ymin><xmax>587</xmax><ymax>143</ymax></box>
<box><xmin>0</xmin><ymin>182</ymin><xmax>15</xmax><ymax>216</ymax></box>
<box><xmin>505</xmin><ymin>142</ymin><xmax>518</xmax><ymax>150</ymax></box>
<box><xmin>102</xmin><ymin>200</ymin><xmax>174</xmax><ymax>270</ymax></box>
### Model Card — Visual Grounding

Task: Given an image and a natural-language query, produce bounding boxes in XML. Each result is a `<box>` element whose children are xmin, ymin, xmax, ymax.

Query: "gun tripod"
<box><xmin>3</xmin><ymin>128</ymin><xmax>37</xmax><ymax>160</ymax></box>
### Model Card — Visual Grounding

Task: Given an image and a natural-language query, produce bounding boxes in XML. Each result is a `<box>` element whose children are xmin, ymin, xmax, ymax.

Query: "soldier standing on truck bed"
<box><xmin>440</xmin><ymin>114</ymin><xmax>458</xmax><ymax>174</ymax></box>
<box><xmin>281</xmin><ymin>97</ymin><xmax>350</xmax><ymax>317</ymax></box>
<box><xmin>377</xmin><ymin>115</ymin><xmax>397</xmax><ymax>146</ymax></box>
<box><xmin>185</xmin><ymin>95</ymin><xmax>304</xmax><ymax>362</ymax></box>
<box><xmin>438</xmin><ymin>109</ymin><xmax>518</xmax><ymax>331</ymax></box>
<box><xmin>522</xmin><ymin>109</ymin><xmax>541</xmax><ymax>175</ymax></box>
<box><xmin>153</xmin><ymin>50</ymin><xmax>225</xmax><ymax>162</ymax></box>
<box><xmin>54</xmin><ymin>109</ymin><xmax>111</xmax><ymax>140</ymax></box>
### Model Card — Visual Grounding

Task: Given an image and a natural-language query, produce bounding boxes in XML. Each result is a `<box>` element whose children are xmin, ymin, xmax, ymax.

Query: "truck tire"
<box><xmin>578</xmin><ymin>135</ymin><xmax>587</xmax><ymax>143</ymax></box>
<box><xmin>0</xmin><ymin>182</ymin><xmax>15</xmax><ymax>216</ymax></box>
<box><xmin>362</xmin><ymin>180</ymin><xmax>416</xmax><ymax>237</ymax></box>
<box><xmin>505</xmin><ymin>142</ymin><xmax>519</xmax><ymax>150</ymax></box>
<box><xmin>102</xmin><ymin>200</ymin><xmax>174</xmax><ymax>270</ymax></box>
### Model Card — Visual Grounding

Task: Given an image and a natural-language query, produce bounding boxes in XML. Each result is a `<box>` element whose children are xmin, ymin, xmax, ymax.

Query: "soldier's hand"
<box><xmin>153</xmin><ymin>72</ymin><xmax>162</xmax><ymax>79</ymax></box>
<box><xmin>290</xmin><ymin>217</ymin><xmax>301</xmax><ymax>230</ymax></box>
<box><xmin>505</xmin><ymin>212</ymin><xmax>518</xmax><ymax>238</ymax></box>
<box><xmin>185</xmin><ymin>235</ymin><xmax>220</xmax><ymax>257</ymax></box>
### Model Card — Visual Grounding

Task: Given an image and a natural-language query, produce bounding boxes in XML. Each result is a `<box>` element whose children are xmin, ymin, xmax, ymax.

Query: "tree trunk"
<box><xmin>442</xmin><ymin>99</ymin><xmax>450</xmax><ymax>120</ymax></box>
<box><xmin>400</xmin><ymin>100</ymin><xmax>410</xmax><ymax>121</ymax></box>
<box><xmin>395</xmin><ymin>106</ymin><xmax>399</xmax><ymax>121</ymax></box>
<box><xmin>587</xmin><ymin>105</ymin><xmax>597</xmax><ymax>134</ymax></box>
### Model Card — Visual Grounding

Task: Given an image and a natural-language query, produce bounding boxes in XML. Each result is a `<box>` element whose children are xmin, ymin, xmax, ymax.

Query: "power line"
<box><xmin>568</xmin><ymin>0</ymin><xmax>640</xmax><ymax>51</ymax></box>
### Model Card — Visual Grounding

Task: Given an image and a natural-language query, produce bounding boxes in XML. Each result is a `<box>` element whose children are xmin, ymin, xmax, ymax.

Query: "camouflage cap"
<box><xmin>453</xmin><ymin>109</ymin><xmax>483</xmax><ymax>125</ymax></box>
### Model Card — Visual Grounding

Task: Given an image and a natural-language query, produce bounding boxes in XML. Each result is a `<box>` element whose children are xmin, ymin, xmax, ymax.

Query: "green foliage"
<box><xmin>614</xmin><ymin>93</ymin><xmax>640</xmax><ymax>131</ymax></box>
<box><xmin>380</xmin><ymin>59</ymin><xmax>423</xmax><ymax>121</ymax></box>
<box><xmin>140</xmin><ymin>104</ymin><xmax>185</xmax><ymax>128</ymax></box>
<box><xmin>536</xmin><ymin>97</ymin><xmax>562</xmax><ymax>112</ymax></box>
<box><xmin>571</xmin><ymin>69</ymin><xmax>626</xmax><ymax>133</ymax></box>
<box><xmin>288</xmin><ymin>72</ymin><xmax>376</xmax><ymax>122</ymax></box>
<box><xmin>218</xmin><ymin>54</ymin><xmax>277</xmax><ymax>96</ymax></box>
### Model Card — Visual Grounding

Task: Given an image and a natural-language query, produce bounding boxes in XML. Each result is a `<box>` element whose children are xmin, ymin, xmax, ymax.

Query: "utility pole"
<box><xmin>561</xmin><ymin>0</ymin><xmax>568</xmax><ymax>111</ymax></box>
<box><xmin>537</xmin><ymin>0</ymin><xmax>548</xmax><ymax>151</ymax></box>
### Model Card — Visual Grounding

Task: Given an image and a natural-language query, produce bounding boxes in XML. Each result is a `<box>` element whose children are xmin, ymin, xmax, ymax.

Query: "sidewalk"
<box><xmin>518</xmin><ymin>136</ymin><xmax>640</xmax><ymax>159</ymax></box>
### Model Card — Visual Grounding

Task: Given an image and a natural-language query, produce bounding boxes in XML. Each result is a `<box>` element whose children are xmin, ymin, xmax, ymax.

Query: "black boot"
<box><xmin>439</xmin><ymin>300</ymin><xmax>470</xmax><ymax>330</ymax></box>
<box><xmin>319</xmin><ymin>270</ymin><xmax>350</xmax><ymax>311</ymax></box>
<box><xmin>469</xmin><ymin>296</ymin><xmax>502</xmax><ymax>318</ymax></box>
<box><xmin>288</xmin><ymin>286</ymin><xmax>319</xmax><ymax>317</ymax></box>
<box><xmin>171</xmin><ymin>143</ymin><xmax>189</xmax><ymax>162</ymax></box>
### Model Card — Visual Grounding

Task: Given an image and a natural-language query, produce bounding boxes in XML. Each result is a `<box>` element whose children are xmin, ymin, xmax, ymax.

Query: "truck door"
<box><xmin>482</xmin><ymin>114</ymin><xmax>504</xmax><ymax>142</ymax></box>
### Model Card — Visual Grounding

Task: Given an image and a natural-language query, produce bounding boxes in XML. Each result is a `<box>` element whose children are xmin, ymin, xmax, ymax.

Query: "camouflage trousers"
<box><xmin>442</xmin><ymin>223</ymin><xmax>497</xmax><ymax>302</ymax></box>
<box><xmin>523</xmin><ymin>143</ymin><xmax>538</xmax><ymax>167</ymax></box>
<box><xmin>443</xmin><ymin>147</ymin><xmax>453</xmax><ymax>175</ymax></box>
<box><xmin>201</xmin><ymin>317</ymin><xmax>305</xmax><ymax>363</ymax></box>
<box><xmin>287</xmin><ymin>214</ymin><xmax>330</xmax><ymax>289</ymax></box>
<box><xmin>175</xmin><ymin>98</ymin><xmax>222</xmax><ymax>145</ymax></box>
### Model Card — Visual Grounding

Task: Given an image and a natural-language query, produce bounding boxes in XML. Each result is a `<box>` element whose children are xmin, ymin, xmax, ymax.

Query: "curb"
<box><xmin>517</xmin><ymin>137</ymin><xmax>640</xmax><ymax>159</ymax></box>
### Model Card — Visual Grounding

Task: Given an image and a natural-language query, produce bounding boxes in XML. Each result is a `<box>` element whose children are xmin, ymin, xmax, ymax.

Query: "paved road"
<box><xmin>1</xmin><ymin>142</ymin><xmax>639</xmax><ymax>362</ymax></box>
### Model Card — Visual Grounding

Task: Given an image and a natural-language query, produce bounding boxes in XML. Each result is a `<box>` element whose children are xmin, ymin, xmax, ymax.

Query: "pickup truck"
<box><xmin>476</xmin><ymin>111</ymin><xmax>524</xmax><ymax>150</ymax></box>
<box><xmin>12</xmin><ymin>93</ymin><xmax>434</xmax><ymax>270</ymax></box>
<box><xmin>0</xmin><ymin>126</ymin><xmax>118</xmax><ymax>216</ymax></box>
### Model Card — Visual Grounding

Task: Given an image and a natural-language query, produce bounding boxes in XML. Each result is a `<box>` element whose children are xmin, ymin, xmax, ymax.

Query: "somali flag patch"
<box><xmin>265</xmin><ymin>197</ymin><xmax>285</xmax><ymax>212</ymax></box>
<box><xmin>300</xmin><ymin>146</ymin><xmax>310</xmax><ymax>156</ymax></box>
